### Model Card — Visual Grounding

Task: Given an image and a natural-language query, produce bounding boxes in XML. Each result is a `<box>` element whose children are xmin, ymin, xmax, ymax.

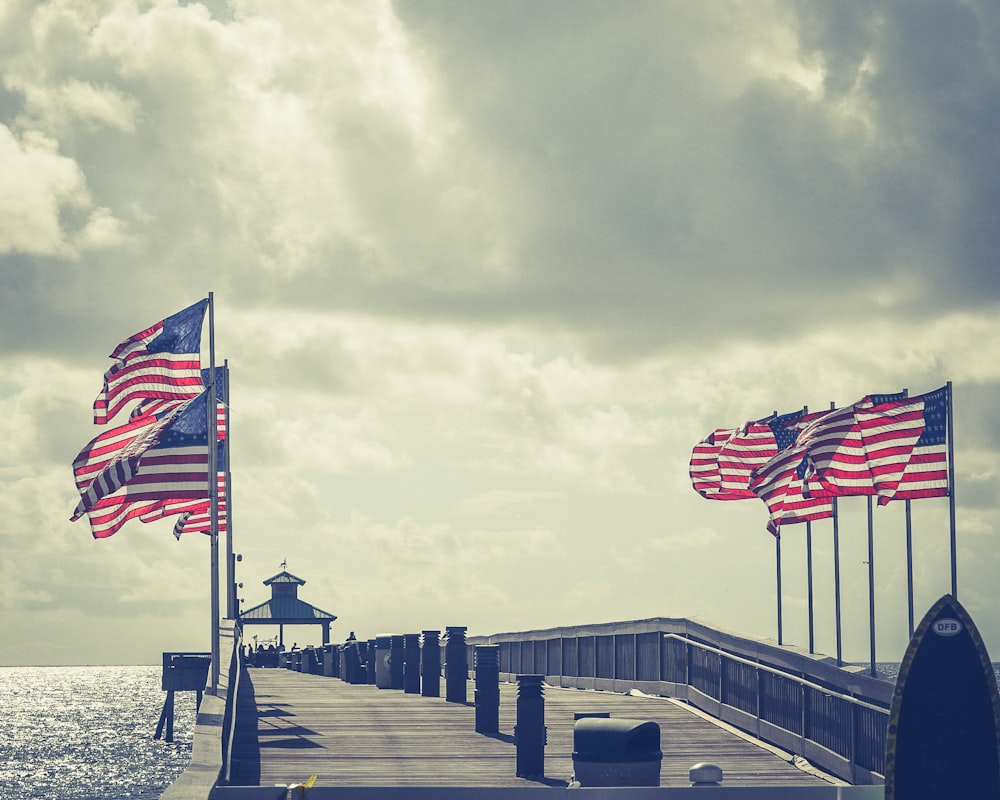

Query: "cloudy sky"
<box><xmin>2</xmin><ymin>0</ymin><xmax>999</xmax><ymax>668</ymax></box>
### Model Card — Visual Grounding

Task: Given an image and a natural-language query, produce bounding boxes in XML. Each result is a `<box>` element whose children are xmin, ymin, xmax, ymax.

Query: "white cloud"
<box><xmin>3</xmin><ymin>1</ymin><xmax>1000</xmax><ymax>668</ymax></box>
<box><xmin>0</xmin><ymin>126</ymin><xmax>88</xmax><ymax>255</ymax></box>
<box><xmin>74</xmin><ymin>206</ymin><xmax>130</xmax><ymax>251</ymax></box>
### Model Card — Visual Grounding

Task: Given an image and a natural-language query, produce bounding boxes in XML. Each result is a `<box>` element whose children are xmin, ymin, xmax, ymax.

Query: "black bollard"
<box><xmin>403</xmin><ymin>634</ymin><xmax>421</xmax><ymax>694</ymax></box>
<box><xmin>445</xmin><ymin>626</ymin><xmax>468</xmax><ymax>703</ymax></box>
<box><xmin>515</xmin><ymin>674</ymin><xmax>546</xmax><ymax>778</ymax></box>
<box><xmin>474</xmin><ymin>645</ymin><xmax>500</xmax><ymax>734</ymax></box>
<box><xmin>366</xmin><ymin>640</ymin><xmax>377</xmax><ymax>684</ymax></box>
<box><xmin>345</xmin><ymin>641</ymin><xmax>365</xmax><ymax>684</ymax></box>
<box><xmin>421</xmin><ymin>631</ymin><xmax>441</xmax><ymax>697</ymax></box>
<box><xmin>389</xmin><ymin>634</ymin><xmax>404</xmax><ymax>688</ymax></box>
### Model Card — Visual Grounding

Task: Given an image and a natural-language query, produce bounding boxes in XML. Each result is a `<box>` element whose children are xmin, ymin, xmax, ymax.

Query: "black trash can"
<box><xmin>572</xmin><ymin>717</ymin><xmax>662</xmax><ymax>787</ymax></box>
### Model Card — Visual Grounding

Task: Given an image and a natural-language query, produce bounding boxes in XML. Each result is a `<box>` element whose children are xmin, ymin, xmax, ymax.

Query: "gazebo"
<box><xmin>240</xmin><ymin>566</ymin><xmax>338</xmax><ymax>647</ymax></box>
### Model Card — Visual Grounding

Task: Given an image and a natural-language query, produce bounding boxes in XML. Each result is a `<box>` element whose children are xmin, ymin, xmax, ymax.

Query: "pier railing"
<box><xmin>467</xmin><ymin>617</ymin><xmax>892</xmax><ymax>786</ymax></box>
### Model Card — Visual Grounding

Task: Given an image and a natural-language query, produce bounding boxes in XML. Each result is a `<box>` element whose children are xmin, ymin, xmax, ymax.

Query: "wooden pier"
<box><xmin>161</xmin><ymin>619</ymin><xmax>894</xmax><ymax>799</ymax></box>
<box><xmin>228</xmin><ymin>668</ymin><xmax>838</xmax><ymax>789</ymax></box>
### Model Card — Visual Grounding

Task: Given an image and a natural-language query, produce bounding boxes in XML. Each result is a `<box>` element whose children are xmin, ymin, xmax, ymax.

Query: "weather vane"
<box><xmin>280</xmin><ymin>557</ymin><xmax>287</xmax><ymax>570</ymax></box>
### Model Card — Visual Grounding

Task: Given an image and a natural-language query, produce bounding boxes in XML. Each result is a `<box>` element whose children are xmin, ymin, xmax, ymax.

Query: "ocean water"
<box><xmin>1</xmin><ymin>665</ymin><xmax>196</xmax><ymax>800</ymax></box>
<box><xmin>855</xmin><ymin>661</ymin><xmax>1000</xmax><ymax>685</ymax></box>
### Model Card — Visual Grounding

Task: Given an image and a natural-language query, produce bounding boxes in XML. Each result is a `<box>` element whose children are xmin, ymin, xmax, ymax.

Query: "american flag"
<box><xmin>74</xmin><ymin>367</ymin><xmax>228</xmax><ymax>538</ymax></box>
<box><xmin>689</xmin><ymin>427</ymin><xmax>738</xmax><ymax>498</ymax></box>
<box><xmin>857</xmin><ymin>386</ymin><xmax>949</xmax><ymax>504</ymax></box>
<box><xmin>716</xmin><ymin>414</ymin><xmax>778</xmax><ymax>498</ymax></box>
<box><xmin>75</xmin><ymin>429</ymin><xmax>226</xmax><ymax>539</ymax></box>
<box><xmin>749</xmin><ymin>410</ymin><xmax>834</xmax><ymax>536</ymax></box>
<box><xmin>93</xmin><ymin>300</ymin><xmax>207</xmax><ymax>424</ymax></box>
<box><xmin>72</xmin><ymin>391</ymin><xmax>211</xmax><ymax>521</ymax></box>
<box><xmin>795</xmin><ymin>392</ymin><xmax>907</xmax><ymax>497</ymax></box>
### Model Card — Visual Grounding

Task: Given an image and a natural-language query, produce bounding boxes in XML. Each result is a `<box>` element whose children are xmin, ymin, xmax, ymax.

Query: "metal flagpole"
<box><xmin>906</xmin><ymin>500</ymin><xmax>914</xmax><ymax>636</ymax></box>
<box><xmin>833</xmin><ymin>497</ymin><xmax>842</xmax><ymax>666</ymax></box>
<box><xmin>223</xmin><ymin>361</ymin><xmax>234</xmax><ymax>619</ymax></box>
<box><xmin>898</xmin><ymin>388</ymin><xmax>914</xmax><ymax>636</ymax></box>
<box><xmin>806</xmin><ymin>520</ymin><xmax>814</xmax><ymax>653</ymax></box>
<box><xmin>867</xmin><ymin>495</ymin><xmax>876</xmax><ymax>677</ymax></box>
<box><xmin>947</xmin><ymin>381</ymin><xmax>957</xmax><ymax>598</ymax></box>
<box><xmin>799</xmin><ymin>404</ymin><xmax>813</xmax><ymax>653</ymax></box>
<box><xmin>207</xmin><ymin>292</ymin><xmax>220</xmax><ymax>693</ymax></box>
<box><xmin>776</xmin><ymin>534</ymin><xmax>783</xmax><ymax>645</ymax></box>
<box><xmin>828</xmin><ymin>401</ymin><xmax>842</xmax><ymax>665</ymax></box>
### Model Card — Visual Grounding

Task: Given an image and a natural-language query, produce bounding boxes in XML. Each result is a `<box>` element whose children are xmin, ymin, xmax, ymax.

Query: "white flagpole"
<box><xmin>207</xmin><ymin>292</ymin><xmax>220</xmax><ymax>693</ymax></box>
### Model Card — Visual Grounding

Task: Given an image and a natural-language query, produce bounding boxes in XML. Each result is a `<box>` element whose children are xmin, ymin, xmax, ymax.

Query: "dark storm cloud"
<box><xmin>799</xmin><ymin>0</ymin><xmax>1000</xmax><ymax>298</ymax></box>
<box><xmin>392</xmin><ymin>0</ymin><xmax>1000</xmax><ymax>360</ymax></box>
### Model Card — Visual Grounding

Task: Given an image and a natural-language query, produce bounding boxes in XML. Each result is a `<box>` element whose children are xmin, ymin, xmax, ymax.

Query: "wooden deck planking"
<box><xmin>235</xmin><ymin>668</ymin><xmax>837</xmax><ymax>789</ymax></box>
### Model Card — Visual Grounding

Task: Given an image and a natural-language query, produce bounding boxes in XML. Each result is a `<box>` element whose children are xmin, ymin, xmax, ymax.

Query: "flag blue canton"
<box><xmin>146</xmin><ymin>299</ymin><xmax>209</xmax><ymax>354</ymax></box>
<box><xmin>769</xmin><ymin>409</ymin><xmax>804</xmax><ymax>451</ymax></box>
<box><xmin>867</xmin><ymin>391</ymin><xmax>908</xmax><ymax>406</ymax></box>
<box><xmin>201</xmin><ymin>366</ymin><xmax>227</xmax><ymax>403</ymax></box>
<box><xmin>917</xmin><ymin>386</ymin><xmax>948</xmax><ymax>446</ymax></box>
<box><xmin>155</xmin><ymin>392</ymin><xmax>207</xmax><ymax>446</ymax></box>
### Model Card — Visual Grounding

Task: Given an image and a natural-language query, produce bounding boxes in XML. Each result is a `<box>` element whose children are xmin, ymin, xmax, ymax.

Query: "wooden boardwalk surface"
<box><xmin>229</xmin><ymin>668</ymin><xmax>838</xmax><ymax>789</ymax></box>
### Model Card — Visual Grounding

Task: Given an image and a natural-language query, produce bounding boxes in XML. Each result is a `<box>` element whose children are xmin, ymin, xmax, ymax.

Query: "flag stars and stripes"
<box><xmin>692</xmin><ymin>386</ymin><xmax>950</xmax><ymax>534</ymax></box>
<box><xmin>93</xmin><ymin>300</ymin><xmax>208</xmax><ymax>425</ymax></box>
<box><xmin>71</xmin><ymin>305</ymin><xmax>229</xmax><ymax>539</ymax></box>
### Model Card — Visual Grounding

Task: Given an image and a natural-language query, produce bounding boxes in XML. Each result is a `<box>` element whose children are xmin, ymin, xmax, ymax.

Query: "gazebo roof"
<box><xmin>240</xmin><ymin>595</ymin><xmax>337</xmax><ymax>623</ymax></box>
<box><xmin>263</xmin><ymin>570</ymin><xmax>306</xmax><ymax>586</ymax></box>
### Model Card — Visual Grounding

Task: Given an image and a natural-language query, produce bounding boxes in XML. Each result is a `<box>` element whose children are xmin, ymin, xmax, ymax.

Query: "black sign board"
<box><xmin>885</xmin><ymin>594</ymin><xmax>1000</xmax><ymax>799</ymax></box>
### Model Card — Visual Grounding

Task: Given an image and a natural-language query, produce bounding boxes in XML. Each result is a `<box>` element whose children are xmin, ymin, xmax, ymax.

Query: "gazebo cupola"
<box><xmin>266</xmin><ymin>570</ymin><xmax>305</xmax><ymax>600</ymax></box>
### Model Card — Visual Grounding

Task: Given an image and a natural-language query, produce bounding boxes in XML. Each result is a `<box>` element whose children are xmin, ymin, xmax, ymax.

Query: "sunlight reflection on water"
<box><xmin>1</xmin><ymin>665</ymin><xmax>196</xmax><ymax>800</ymax></box>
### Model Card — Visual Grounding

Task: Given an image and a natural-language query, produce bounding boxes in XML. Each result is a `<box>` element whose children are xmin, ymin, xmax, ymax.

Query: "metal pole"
<box><xmin>906</xmin><ymin>500</ymin><xmax>914</xmax><ymax>637</ymax></box>
<box><xmin>828</xmin><ymin>401</ymin><xmax>841</xmax><ymax>665</ymax></box>
<box><xmin>946</xmin><ymin>381</ymin><xmax>957</xmax><ymax>598</ymax></box>
<box><xmin>223</xmin><ymin>362</ymin><xmax>234</xmax><ymax>619</ymax></box>
<box><xmin>867</xmin><ymin>495</ymin><xmax>876</xmax><ymax>677</ymax></box>
<box><xmin>207</xmin><ymin>292</ymin><xmax>220</xmax><ymax>693</ymax></box>
<box><xmin>806</xmin><ymin>520</ymin><xmax>814</xmax><ymax>654</ymax></box>
<box><xmin>900</xmin><ymin>389</ymin><xmax>914</xmax><ymax>636</ymax></box>
<box><xmin>776</xmin><ymin>534</ymin><xmax>783</xmax><ymax>646</ymax></box>
<box><xmin>833</xmin><ymin>497</ymin><xmax>842</xmax><ymax>666</ymax></box>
